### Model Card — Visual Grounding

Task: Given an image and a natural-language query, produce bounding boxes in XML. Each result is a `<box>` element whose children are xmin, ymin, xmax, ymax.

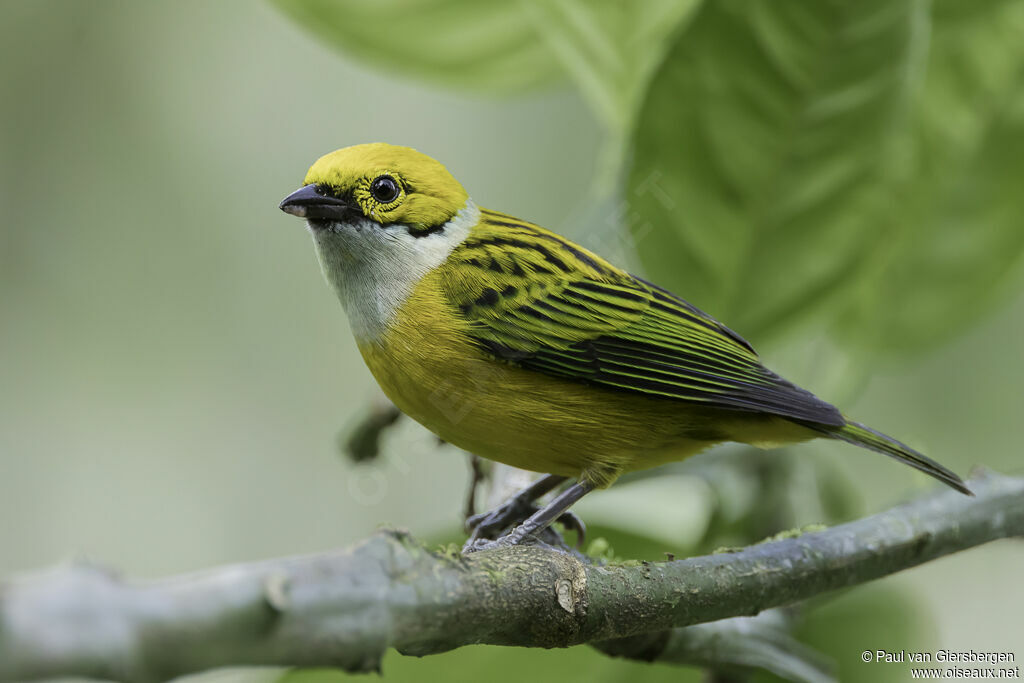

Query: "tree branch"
<box><xmin>1</xmin><ymin>469</ymin><xmax>1020</xmax><ymax>682</ymax></box>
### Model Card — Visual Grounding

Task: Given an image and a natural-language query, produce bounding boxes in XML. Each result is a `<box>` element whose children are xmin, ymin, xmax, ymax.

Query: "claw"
<box><xmin>556</xmin><ymin>510</ymin><xmax>587</xmax><ymax>548</ymax></box>
<box><xmin>462</xmin><ymin>510</ymin><xmax>586</xmax><ymax>553</ymax></box>
<box><xmin>462</xmin><ymin>525</ymin><xmax>581</xmax><ymax>554</ymax></box>
<box><xmin>462</xmin><ymin>475</ymin><xmax>591</xmax><ymax>553</ymax></box>
<box><xmin>464</xmin><ymin>498</ymin><xmax>538</xmax><ymax>539</ymax></box>
<box><xmin>462</xmin><ymin>527</ymin><xmax>562</xmax><ymax>554</ymax></box>
<box><xmin>462</xmin><ymin>504</ymin><xmax>575</xmax><ymax>553</ymax></box>
<box><xmin>462</xmin><ymin>534</ymin><xmax>518</xmax><ymax>553</ymax></box>
<box><xmin>464</xmin><ymin>511</ymin><xmax>487</xmax><ymax>531</ymax></box>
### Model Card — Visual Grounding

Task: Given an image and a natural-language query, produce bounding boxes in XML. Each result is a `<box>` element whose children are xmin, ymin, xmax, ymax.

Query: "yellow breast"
<box><xmin>356</xmin><ymin>268</ymin><xmax>744</xmax><ymax>488</ymax></box>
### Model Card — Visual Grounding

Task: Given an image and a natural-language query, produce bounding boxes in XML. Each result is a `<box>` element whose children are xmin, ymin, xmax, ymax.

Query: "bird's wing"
<box><xmin>442</xmin><ymin>211</ymin><xmax>843</xmax><ymax>426</ymax></box>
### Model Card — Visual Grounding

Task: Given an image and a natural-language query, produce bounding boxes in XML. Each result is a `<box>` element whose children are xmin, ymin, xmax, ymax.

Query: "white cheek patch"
<box><xmin>310</xmin><ymin>200</ymin><xmax>478</xmax><ymax>342</ymax></box>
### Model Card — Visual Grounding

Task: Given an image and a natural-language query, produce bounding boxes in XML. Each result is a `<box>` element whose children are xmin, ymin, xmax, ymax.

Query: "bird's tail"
<box><xmin>824</xmin><ymin>420</ymin><xmax>972</xmax><ymax>495</ymax></box>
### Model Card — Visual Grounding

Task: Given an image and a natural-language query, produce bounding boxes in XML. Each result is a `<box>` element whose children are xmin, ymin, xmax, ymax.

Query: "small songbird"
<box><xmin>280</xmin><ymin>143</ymin><xmax>970</xmax><ymax>551</ymax></box>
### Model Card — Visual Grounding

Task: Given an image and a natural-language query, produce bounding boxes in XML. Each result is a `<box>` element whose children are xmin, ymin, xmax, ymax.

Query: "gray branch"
<box><xmin>1</xmin><ymin>469</ymin><xmax>1021</xmax><ymax>683</ymax></box>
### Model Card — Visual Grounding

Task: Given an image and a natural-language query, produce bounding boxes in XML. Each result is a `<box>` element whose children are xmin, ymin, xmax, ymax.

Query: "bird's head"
<box><xmin>280</xmin><ymin>143</ymin><xmax>480</xmax><ymax>340</ymax></box>
<box><xmin>280</xmin><ymin>143</ymin><xmax>469</xmax><ymax>236</ymax></box>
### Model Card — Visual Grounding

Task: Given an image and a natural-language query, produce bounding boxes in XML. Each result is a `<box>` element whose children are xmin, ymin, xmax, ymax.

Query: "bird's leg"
<box><xmin>463</xmin><ymin>455</ymin><xmax>486</xmax><ymax>520</ymax></box>
<box><xmin>464</xmin><ymin>480</ymin><xmax>595</xmax><ymax>553</ymax></box>
<box><xmin>505</xmin><ymin>481</ymin><xmax>594</xmax><ymax>544</ymax></box>
<box><xmin>465</xmin><ymin>474</ymin><xmax>567</xmax><ymax>542</ymax></box>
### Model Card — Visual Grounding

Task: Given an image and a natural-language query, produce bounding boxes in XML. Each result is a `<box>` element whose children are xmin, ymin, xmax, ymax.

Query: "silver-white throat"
<box><xmin>309</xmin><ymin>199</ymin><xmax>478</xmax><ymax>342</ymax></box>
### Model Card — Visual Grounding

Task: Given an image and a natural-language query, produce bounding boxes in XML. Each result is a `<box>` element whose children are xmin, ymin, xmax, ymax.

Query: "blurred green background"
<box><xmin>2</xmin><ymin>1</ymin><xmax>1023</xmax><ymax>681</ymax></box>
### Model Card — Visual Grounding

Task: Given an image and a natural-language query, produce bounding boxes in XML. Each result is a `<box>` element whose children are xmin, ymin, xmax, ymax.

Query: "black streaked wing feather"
<box><xmin>445</xmin><ymin>214</ymin><xmax>843</xmax><ymax>427</ymax></box>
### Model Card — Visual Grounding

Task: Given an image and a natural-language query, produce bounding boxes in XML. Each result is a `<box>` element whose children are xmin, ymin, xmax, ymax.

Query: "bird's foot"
<box><xmin>461</xmin><ymin>532</ymin><xmax>528</xmax><ymax>554</ymax></box>
<box><xmin>556</xmin><ymin>510</ymin><xmax>586</xmax><ymax>548</ymax></box>
<box><xmin>464</xmin><ymin>496</ymin><xmax>535</xmax><ymax>540</ymax></box>
<box><xmin>462</xmin><ymin>524</ymin><xmax>560</xmax><ymax>553</ymax></box>
<box><xmin>466</xmin><ymin>503</ymin><xmax>586</xmax><ymax>547</ymax></box>
<box><xmin>462</xmin><ymin>512</ymin><xmax>586</xmax><ymax>554</ymax></box>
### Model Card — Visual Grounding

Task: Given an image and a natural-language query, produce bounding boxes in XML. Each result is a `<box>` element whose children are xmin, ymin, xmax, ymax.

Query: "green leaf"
<box><xmin>627</xmin><ymin>0</ymin><xmax>927</xmax><ymax>343</ymax></box>
<box><xmin>522</xmin><ymin>0</ymin><xmax>702</xmax><ymax>132</ymax></box>
<box><xmin>274</xmin><ymin>670</ymin><xmax>345</xmax><ymax>683</ymax></box>
<box><xmin>272</xmin><ymin>647</ymin><xmax>703</xmax><ymax>683</ymax></box>
<box><xmin>573</xmin><ymin>474</ymin><xmax>713</xmax><ymax>552</ymax></box>
<box><xmin>788</xmin><ymin>586</ymin><xmax>934</xmax><ymax>683</ymax></box>
<box><xmin>271</xmin><ymin>0</ymin><xmax>563</xmax><ymax>94</ymax></box>
<box><xmin>834</xmin><ymin>0</ymin><xmax>1024</xmax><ymax>354</ymax></box>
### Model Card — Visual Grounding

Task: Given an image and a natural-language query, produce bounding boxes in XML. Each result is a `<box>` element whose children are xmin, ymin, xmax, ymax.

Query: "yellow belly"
<box><xmin>356</xmin><ymin>275</ymin><xmax>812</xmax><ymax>488</ymax></box>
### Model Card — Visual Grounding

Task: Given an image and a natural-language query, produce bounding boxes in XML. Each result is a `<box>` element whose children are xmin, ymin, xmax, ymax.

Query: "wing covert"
<box><xmin>442</xmin><ymin>210</ymin><xmax>842</xmax><ymax>427</ymax></box>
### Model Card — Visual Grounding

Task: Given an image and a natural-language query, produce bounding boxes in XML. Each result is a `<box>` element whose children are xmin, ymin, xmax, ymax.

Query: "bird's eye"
<box><xmin>370</xmin><ymin>175</ymin><xmax>401</xmax><ymax>204</ymax></box>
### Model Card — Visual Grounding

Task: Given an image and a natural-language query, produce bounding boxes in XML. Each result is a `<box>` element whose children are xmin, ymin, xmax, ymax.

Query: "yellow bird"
<box><xmin>280</xmin><ymin>143</ymin><xmax>969</xmax><ymax>551</ymax></box>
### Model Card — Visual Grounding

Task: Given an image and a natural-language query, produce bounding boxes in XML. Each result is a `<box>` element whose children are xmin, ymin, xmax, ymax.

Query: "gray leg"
<box><xmin>504</xmin><ymin>481</ymin><xmax>594</xmax><ymax>544</ymax></box>
<box><xmin>464</xmin><ymin>480</ymin><xmax>595</xmax><ymax>553</ymax></box>
<box><xmin>465</xmin><ymin>474</ymin><xmax>568</xmax><ymax>543</ymax></box>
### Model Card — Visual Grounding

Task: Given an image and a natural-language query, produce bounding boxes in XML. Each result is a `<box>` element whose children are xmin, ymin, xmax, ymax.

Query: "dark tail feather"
<box><xmin>826</xmin><ymin>421</ymin><xmax>972</xmax><ymax>495</ymax></box>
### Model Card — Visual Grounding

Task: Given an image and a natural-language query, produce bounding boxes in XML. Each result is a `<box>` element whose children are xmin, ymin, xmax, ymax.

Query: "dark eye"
<box><xmin>370</xmin><ymin>175</ymin><xmax>401</xmax><ymax>204</ymax></box>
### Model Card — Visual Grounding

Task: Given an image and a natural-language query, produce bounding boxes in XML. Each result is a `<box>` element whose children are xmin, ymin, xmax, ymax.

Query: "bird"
<box><xmin>279</xmin><ymin>142</ymin><xmax>970</xmax><ymax>552</ymax></box>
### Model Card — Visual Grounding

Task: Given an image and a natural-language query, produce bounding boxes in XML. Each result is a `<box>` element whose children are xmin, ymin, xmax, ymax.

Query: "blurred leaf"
<box><xmin>784</xmin><ymin>586</ymin><xmax>934</xmax><ymax>683</ymax></box>
<box><xmin>573</xmin><ymin>474</ymin><xmax>713</xmax><ymax>551</ymax></box>
<box><xmin>627</xmin><ymin>0</ymin><xmax>927</xmax><ymax>342</ymax></box>
<box><xmin>620</xmin><ymin>446</ymin><xmax>863</xmax><ymax>554</ymax></box>
<box><xmin>179</xmin><ymin>667</ymin><xmax>288</xmax><ymax>683</ymax></box>
<box><xmin>275</xmin><ymin>669</ymin><xmax>345</xmax><ymax>683</ymax></box>
<box><xmin>523</xmin><ymin>0</ymin><xmax>702</xmax><ymax>132</ymax></box>
<box><xmin>834</xmin><ymin>0</ymin><xmax>1024</xmax><ymax>354</ymax></box>
<box><xmin>667</xmin><ymin>612</ymin><xmax>836</xmax><ymax>683</ymax></box>
<box><xmin>810</xmin><ymin>453</ymin><xmax>862</xmax><ymax>522</ymax></box>
<box><xmin>272</xmin><ymin>0</ymin><xmax>563</xmax><ymax>94</ymax></box>
<box><xmin>273</xmin><ymin>646</ymin><xmax>703</xmax><ymax>683</ymax></box>
<box><xmin>579</xmin><ymin>523</ymin><xmax>673</xmax><ymax>563</ymax></box>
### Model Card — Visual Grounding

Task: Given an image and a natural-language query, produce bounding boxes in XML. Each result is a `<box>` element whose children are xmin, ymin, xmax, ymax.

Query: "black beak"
<box><xmin>279</xmin><ymin>184</ymin><xmax>352</xmax><ymax>221</ymax></box>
